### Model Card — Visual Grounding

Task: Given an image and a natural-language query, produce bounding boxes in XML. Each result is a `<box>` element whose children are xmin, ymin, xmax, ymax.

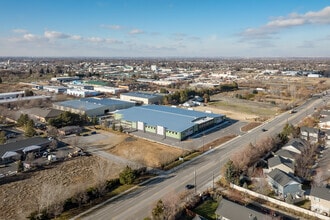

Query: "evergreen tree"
<box><xmin>152</xmin><ymin>200</ymin><xmax>165</xmax><ymax>220</ymax></box>
<box><xmin>17</xmin><ymin>114</ymin><xmax>29</xmax><ymax>127</ymax></box>
<box><xmin>0</xmin><ymin>131</ymin><xmax>6</xmax><ymax>144</ymax></box>
<box><xmin>25</xmin><ymin>119</ymin><xmax>36</xmax><ymax>137</ymax></box>
<box><xmin>119</xmin><ymin>166</ymin><xmax>136</xmax><ymax>185</ymax></box>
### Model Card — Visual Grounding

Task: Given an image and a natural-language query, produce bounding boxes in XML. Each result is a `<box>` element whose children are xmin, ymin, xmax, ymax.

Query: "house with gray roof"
<box><xmin>319</xmin><ymin>116</ymin><xmax>330</xmax><ymax>130</ymax></box>
<box><xmin>215</xmin><ymin>198</ymin><xmax>268</xmax><ymax>220</ymax></box>
<box><xmin>114</xmin><ymin>105</ymin><xmax>225</xmax><ymax>140</ymax></box>
<box><xmin>300</xmin><ymin>126</ymin><xmax>320</xmax><ymax>144</ymax></box>
<box><xmin>310</xmin><ymin>186</ymin><xmax>330</xmax><ymax>216</ymax></box>
<box><xmin>282</xmin><ymin>138</ymin><xmax>309</xmax><ymax>155</ymax></box>
<box><xmin>267</xmin><ymin>168</ymin><xmax>304</xmax><ymax>200</ymax></box>
<box><xmin>0</xmin><ymin>137</ymin><xmax>51</xmax><ymax>163</ymax></box>
<box><xmin>274</xmin><ymin>149</ymin><xmax>298</xmax><ymax>162</ymax></box>
<box><xmin>267</xmin><ymin>155</ymin><xmax>295</xmax><ymax>174</ymax></box>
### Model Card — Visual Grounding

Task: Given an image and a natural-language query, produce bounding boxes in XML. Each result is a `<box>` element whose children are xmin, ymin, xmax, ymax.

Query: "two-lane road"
<box><xmin>76</xmin><ymin>95</ymin><xmax>327</xmax><ymax>220</ymax></box>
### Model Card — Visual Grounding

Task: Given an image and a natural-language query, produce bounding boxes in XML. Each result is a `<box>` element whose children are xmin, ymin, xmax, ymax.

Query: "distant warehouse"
<box><xmin>114</xmin><ymin>105</ymin><xmax>225</xmax><ymax>140</ymax></box>
<box><xmin>53</xmin><ymin>97</ymin><xmax>135</xmax><ymax>117</ymax></box>
<box><xmin>120</xmin><ymin>92</ymin><xmax>163</xmax><ymax>105</ymax></box>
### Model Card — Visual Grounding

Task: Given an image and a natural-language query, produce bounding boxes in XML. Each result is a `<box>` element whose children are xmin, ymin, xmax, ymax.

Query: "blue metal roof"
<box><xmin>56</xmin><ymin>98</ymin><xmax>132</xmax><ymax>111</ymax></box>
<box><xmin>121</xmin><ymin>92</ymin><xmax>162</xmax><ymax>99</ymax></box>
<box><xmin>82</xmin><ymin>98</ymin><xmax>132</xmax><ymax>106</ymax></box>
<box><xmin>116</xmin><ymin>105</ymin><xmax>223</xmax><ymax>132</ymax></box>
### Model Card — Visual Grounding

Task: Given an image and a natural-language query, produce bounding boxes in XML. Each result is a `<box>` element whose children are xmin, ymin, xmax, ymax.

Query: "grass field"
<box><xmin>208</xmin><ymin>100</ymin><xmax>277</xmax><ymax>117</ymax></box>
<box><xmin>193</xmin><ymin>199</ymin><xmax>219</xmax><ymax>220</ymax></box>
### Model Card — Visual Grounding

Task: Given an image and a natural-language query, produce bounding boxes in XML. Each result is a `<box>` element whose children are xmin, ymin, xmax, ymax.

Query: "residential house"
<box><xmin>274</xmin><ymin>149</ymin><xmax>298</xmax><ymax>162</ymax></box>
<box><xmin>310</xmin><ymin>186</ymin><xmax>330</xmax><ymax>216</ymax></box>
<box><xmin>267</xmin><ymin>168</ymin><xmax>304</xmax><ymax>200</ymax></box>
<box><xmin>0</xmin><ymin>137</ymin><xmax>51</xmax><ymax>163</ymax></box>
<box><xmin>324</xmin><ymin>130</ymin><xmax>330</xmax><ymax>148</ymax></box>
<box><xmin>320</xmin><ymin>110</ymin><xmax>330</xmax><ymax>118</ymax></box>
<box><xmin>300</xmin><ymin>126</ymin><xmax>320</xmax><ymax>144</ymax></box>
<box><xmin>267</xmin><ymin>155</ymin><xmax>295</xmax><ymax>174</ymax></box>
<box><xmin>282</xmin><ymin>138</ymin><xmax>309</xmax><ymax>155</ymax></box>
<box><xmin>20</xmin><ymin>107</ymin><xmax>64</xmax><ymax>123</ymax></box>
<box><xmin>319</xmin><ymin>116</ymin><xmax>330</xmax><ymax>130</ymax></box>
<box><xmin>215</xmin><ymin>198</ymin><xmax>269</xmax><ymax>220</ymax></box>
<box><xmin>58</xmin><ymin>126</ymin><xmax>82</xmax><ymax>136</ymax></box>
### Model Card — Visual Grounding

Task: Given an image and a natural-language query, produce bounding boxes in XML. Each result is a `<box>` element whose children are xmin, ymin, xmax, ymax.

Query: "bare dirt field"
<box><xmin>104</xmin><ymin>134</ymin><xmax>187</xmax><ymax>168</ymax></box>
<box><xmin>0</xmin><ymin>156</ymin><xmax>123</xmax><ymax>220</ymax></box>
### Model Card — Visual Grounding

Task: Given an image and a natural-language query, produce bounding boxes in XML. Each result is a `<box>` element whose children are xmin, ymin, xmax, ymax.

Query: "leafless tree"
<box><xmin>49</xmin><ymin>185</ymin><xmax>68</xmax><ymax>218</ymax></box>
<box><xmin>162</xmin><ymin>192</ymin><xmax>182</xmax><ymax>220</ymax></box>
<box><xmin>92</xmin><ymin>158</ymin><xmax>114</xmax><ymax>197</ymax></box>
<box><xmin>313</xmin><ymin>168</ymin><xmax>328</xmax><ymax>187</ymax></box>
<box><xmin>252</xmin><ymin>170</ymin><xmax>271</xmax><ymax>195</ymax></box>
<box><xmin>47</xmin><ymin>126</ymin><xmax>59</xmax><ymax>139</ymax></box>
<box><xmin>49</xmin><ymin>139</ymin><xmax>58</xmax><ymax>151</ymax></box>
<box><xmin>72</xmin><ymin>183</ymin><xmax>89</xmax><ymax>208</ymax></box>
<box><xmin>25</xmin><ymin>152</ymin><xmax>35</xmax><ymax>162</ymax></box>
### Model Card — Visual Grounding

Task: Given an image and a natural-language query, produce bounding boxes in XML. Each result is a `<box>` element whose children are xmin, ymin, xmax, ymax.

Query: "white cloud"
<box><xmin>129</xmin><ymin>29</ymin><xmax>144</xmax><ymax>35</ymax></box>
<box><xmin>70</xmin><ymin>35</ymin><xmax>83</xmax><ymax>40</ymax></box>
<box><xmin>86</xmin><ymin>37</ymin><xmax>105</xmax><ymax>43</ymax></box>
<box><xmin>23</xmin><ymin>33</ymin><xmax>41</xmax><ymax>41</ymax></box>
<box><xmin>44</xmin><ymin>31</ymin><xmax>70</xmax><ymax>39</ymax></box>
<box><xmin>105</xmin><ymin>38</ymin><xmax>123</xmax><ymax>44</ymax></box>
<box><xmin>240</xmin><ymin>6</ymin><xmax>330</xmax><ymax>39</ymax></box>
<box><xmin>101</xmin><ymin>24</ymin><xmax>123</xmax><ymax>30</ymax></box>
<box><xmin>12</xmin><ymin>29</ymin><xmax>28</xmax><ymax>33</ymax></box>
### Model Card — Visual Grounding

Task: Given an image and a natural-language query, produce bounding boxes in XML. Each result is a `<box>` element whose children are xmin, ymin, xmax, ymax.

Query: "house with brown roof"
<box><xmin>20</xmin><ymin>107</ymin><xmax>63</xmax><ymax>123</ymax></box>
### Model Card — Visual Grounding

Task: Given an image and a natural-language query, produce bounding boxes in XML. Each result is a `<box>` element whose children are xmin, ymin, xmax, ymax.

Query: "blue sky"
<box><xmin>1</xmin><ymin>0</ymin><xmax>330</xmax><ymax>57</ymax></box>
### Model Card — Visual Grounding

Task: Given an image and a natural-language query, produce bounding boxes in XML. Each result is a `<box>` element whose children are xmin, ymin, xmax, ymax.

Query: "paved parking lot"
<box><xmin>129</xmin><ymin>119</ymin><xmax>247</xmax><ymax>151</ymax></box>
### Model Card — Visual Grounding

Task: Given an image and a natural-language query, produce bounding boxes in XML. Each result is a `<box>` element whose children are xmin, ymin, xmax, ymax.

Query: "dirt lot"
<box><xmin>0</xmin><ymin>156</ymin><xmax>124</xmax><ymax>220</ymax></box>
<box><xmin>103</xmin><ymin>134</ymin><xmax>187</xmax><ymax>168</ymax></box>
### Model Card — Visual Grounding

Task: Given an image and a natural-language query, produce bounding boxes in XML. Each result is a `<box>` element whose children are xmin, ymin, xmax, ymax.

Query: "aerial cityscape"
<box><xmin>1</xmin><ymin>1</ymin><xmax>330</xmax><ymax>220</ymax></box>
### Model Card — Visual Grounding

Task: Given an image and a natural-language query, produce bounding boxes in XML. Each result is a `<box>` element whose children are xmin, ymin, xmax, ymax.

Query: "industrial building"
<box><xmin>53</xmin><ymin>97</ymin><xmax>135</xmax><ymax>117</ymax></box>
<box><xmin>120</xmin><ymin>92</ymin><xmax>163</xmax><ymax>105</ymax></box>
<box><xmin>114</xmin><ymin>105</ymin><xmax>225</xmax><ymax>140</ymax></box>
<box><xmin>66</xmin><ymin>88</ymin><xmax>101</xmax><ymax>97</ymax></box>
<box><xmin>50</xmin><ymin>76</ymin><xmax>80</xmax><ymax>83</ymax></box>
<box><xmin>0</xmin><ymin>91</ymin><xmax>25</xmax><ymax>100</ymax></box>
<box><xmin>93</xmin><ymin>86</ymin><xmax>127</xmax><ymax>95</ymax></box>
<box><xmin>43</xmin><ymin>86</ymin><xmax>67</xmax><ymax>94</ymax></box>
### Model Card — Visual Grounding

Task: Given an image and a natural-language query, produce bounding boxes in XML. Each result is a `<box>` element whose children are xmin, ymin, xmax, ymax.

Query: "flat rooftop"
<box><xmin>116</xmin><ymin>105</ymin><xmax>223</xmax><ymax>132</ymax></box>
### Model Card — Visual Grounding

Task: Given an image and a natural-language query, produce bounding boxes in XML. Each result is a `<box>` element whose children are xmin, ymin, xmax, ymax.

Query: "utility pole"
<box><xmin>212</xmin><ymin>172</ymin><xmax>215</xmax><ymax>190</ymax></box>
<box><xmin>194</xmin><ymin>168</ymin><xmax>197</xmax><ymax>194</ymax></box>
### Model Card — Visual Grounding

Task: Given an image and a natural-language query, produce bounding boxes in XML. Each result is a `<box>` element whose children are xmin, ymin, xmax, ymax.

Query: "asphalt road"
<box><xmin>75</xmin><ymin>95</ymin><xmax>328</xmax><ymax>220</ymax></box>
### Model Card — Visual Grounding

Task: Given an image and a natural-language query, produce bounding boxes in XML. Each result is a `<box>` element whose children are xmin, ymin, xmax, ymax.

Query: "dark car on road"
<box><xmin>185</xmin><ymin>184</ymin><xmax>195</xmax><ymax>190</ymax></box>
